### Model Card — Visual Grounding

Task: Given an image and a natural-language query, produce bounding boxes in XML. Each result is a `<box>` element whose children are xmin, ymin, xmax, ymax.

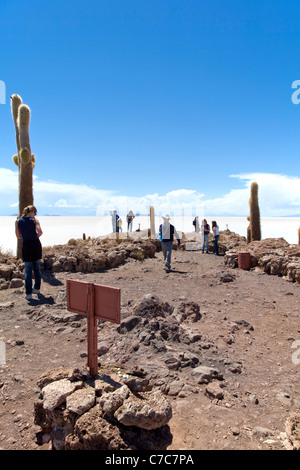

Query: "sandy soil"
<box><xmin>0</xmin><ymin>246</ymin><xmax>299</xmax><ymax>451</ymax></box>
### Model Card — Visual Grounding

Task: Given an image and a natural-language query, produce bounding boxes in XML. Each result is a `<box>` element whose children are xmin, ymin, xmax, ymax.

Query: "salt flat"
<box><xmin>1</xmin><ymin>215</ymin><xmax>299</xmax><ymax>255</ymax></box>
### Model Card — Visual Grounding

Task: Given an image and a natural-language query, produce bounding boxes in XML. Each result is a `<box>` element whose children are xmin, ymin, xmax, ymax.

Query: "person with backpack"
<box><xmin>158</xmin><ymin>214</ymin><xmax>181</xmax><ymax>273</ymax></box>
<box><xmin>126</xmin><ymin>210</ymin><xmax>135</xmax><ymax>231</ymax></box>
<box><xmin>201</xmin><ymin>219</ymin><xmax>210</xmax><ymax>253</ymax></box>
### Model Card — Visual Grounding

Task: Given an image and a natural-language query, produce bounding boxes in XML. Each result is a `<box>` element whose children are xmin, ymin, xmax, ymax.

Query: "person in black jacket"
<box><xmin>15</xmin><ymin>205</ymin><xmax>43</xmax><ymax>300</ymax></box>
<box><xmin>158</xmin><ymin>214</ymin><xmax>181</xmax><ymax>273</ymax></box>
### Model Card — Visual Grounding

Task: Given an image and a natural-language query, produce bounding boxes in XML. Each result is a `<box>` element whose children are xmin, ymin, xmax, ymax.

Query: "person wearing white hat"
<box><xmin>158</xmin><ymin>214</ymin><xmax>181</xmax><ymax>273</ymax></box>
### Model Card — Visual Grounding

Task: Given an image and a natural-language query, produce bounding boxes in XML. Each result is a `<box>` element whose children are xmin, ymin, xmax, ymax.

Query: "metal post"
<box><xmin>87</xmin><ymin>283</ymin><xmax>98</xmax><ymax>376</ymax></box>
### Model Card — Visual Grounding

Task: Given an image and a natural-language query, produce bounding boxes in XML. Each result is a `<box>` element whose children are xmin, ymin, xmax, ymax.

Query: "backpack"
<box><xmin>193</xmin><ymin>218</ymin><xmax>196</xmax><ymax>226</ymax></box>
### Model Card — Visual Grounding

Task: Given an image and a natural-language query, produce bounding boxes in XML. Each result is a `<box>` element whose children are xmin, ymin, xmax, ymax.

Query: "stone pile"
<box><xmin>0</xmin><ymin>238</ymin><xmax>157</xmax><ymax>290</ymax></box>
<box><xmin>93</xmin><ymin>294</ymin><xmax>251</xmax><ymax>401</ymax></box>
<box><xmin>224</xmin><ymin>237</ymin><xmax>300</xmax><ymax>283</ymax></box>
<box><xmin>33</xmin><ymin>366</ymin><xmax>173</xmax><ymax>450</ymax></box>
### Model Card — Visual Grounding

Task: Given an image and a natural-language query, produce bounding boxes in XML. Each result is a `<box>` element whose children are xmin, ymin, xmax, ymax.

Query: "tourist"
<box><xmin>15</xmin><ymin>205</ymin><xmax>43</xmax><ymax>301</ymax></box>
<box><xmin>193</xmin><ymin>216</ymin><xmax>200</xmax><ymax>232</ymax></box>
<box><xmin>110</xmin><ymin>210</ymin><xmax>119</xmax><ymax>233</ymax></box>
<box><xmin>158</xmin><ymin>214</ymin><xmax>181</xmax><ymax>273</ymax></box>
<box><xmin>126</xmin><ymin>210</ymin><xmax>135</xmax><ymax>231</ymax></box>
<box><xmin>201</xmin><ymin>219</ymin><xmax>210</xmax><ymax>253</ymax></box>
<box><xmin>118</xmin><ymin>218</ymin><xmax>123</xmax><ymax>233</ymax></box>
<box><xmin>212</xmin><ymin>220</ymin><xmax>220</xmax><ymax>255</ymax></box>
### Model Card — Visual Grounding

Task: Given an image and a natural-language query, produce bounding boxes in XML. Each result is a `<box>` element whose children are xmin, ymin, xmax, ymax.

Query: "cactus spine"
<box><xmin>248</xmin><ymin>182</ymin><xmax>261</xmax><ymax>242</ymax></box>
<box><xmin>11</xmin><ymin>94</ymin><xmax>35</xmax><ymax>258</ymax></box>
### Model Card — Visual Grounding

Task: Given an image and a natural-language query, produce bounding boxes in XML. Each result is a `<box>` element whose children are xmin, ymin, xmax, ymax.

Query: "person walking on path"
<box><xmin>15</xmin><ymin>205</ymin><xmax>43</xmax><ymax>301</ymax></box>
<box><xmin>126</xmin><ymin>210</ymin><xmax>135</xmax><ymax>231</ymax></box>
<box><xmin>158</xmin><ymin>214</ymin><xmax>181</xmax><ymax>273</ymax></box>
<box><xmin>201</xmin><ymin>219</ymin><xmax>210</xmax><ymax>253</ymax></box>
<box><xmin>212</xmin><ymin>220</ymin><xmax>220</xmax><ymax>255</ymax></box>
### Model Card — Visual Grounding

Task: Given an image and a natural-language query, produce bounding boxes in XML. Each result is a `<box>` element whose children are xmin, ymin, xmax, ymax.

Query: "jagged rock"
<box><xmin>37</xmin><ymin>367</ymin><xmax>85</xmax><ymax>389</ymax></box>
<box><xmin>132</xmin><ymin>294</ymin><xmax>173</xmax><ymax>319</ymax></box>
<box><xmin>65</xmin><ymin>406</ymin><xmax>127</xmax><ymax>450</ymax></box>
<box><xmin>42</xmin><ymin>379</ymin><xmax>83</xmax><ymax>411</ymax></box>
<box><xmin>99</xmin><ymin>385</ymin><xmax>130</xmax><ymax>416</ymax></box>
<box><xmin>205</xmin><ymin>382</ymin><xmax>225</xmax><ymax>400</ymax></box>
<box><xmin>66</xmin><ymin>386</ymin><xmax>95</xmax><ymax>415</ymax></box>
<box><xmin>0</xmin><ymin>264</ymin><xmax>14</xmax><ymax>279</ymax></box>
<box><xmin>114</xmin><ymin>390</ymin><xmax>172</xmax><ymax>430</ymax></box>
<box><xmin>9</xmin><ymin>278</ymin><xmax>23</xmax><ymax>288</ymax></box>
<box><xmin>285</xmin><ymin>411</ymin><xmax>300</xmax><ymax>450</ymax></box>
<box><xmin>173</xmin><ymin>301</ymin><xmax>201</xmax><ymax>322</ymax></box>
<box><xmin>117</xmin><ymin>315</ymin><xmax>141</xmax><ymax>333</ymax></box>
<box><xmin>219</xmin><ymin>272</ymin><xmax>235</xmax><ymax>283</ymax></box>
<box><xmin>191</xmin><ymin>365</ymin><xmax>223</xmax><ymax>384</ymax></box>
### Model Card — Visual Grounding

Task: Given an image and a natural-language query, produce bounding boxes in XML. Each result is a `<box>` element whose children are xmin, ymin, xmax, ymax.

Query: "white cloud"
<box><xmin>0</xmin><ymin>167</ymin><xmax>299</xmax><ymax>217</ymax></box>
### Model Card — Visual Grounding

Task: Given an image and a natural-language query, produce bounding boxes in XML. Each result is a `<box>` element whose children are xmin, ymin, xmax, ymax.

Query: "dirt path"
<box><xmin>0</xmin><ymin>248</ymin><xmax>299</xmax><ymax>450</ymax></box>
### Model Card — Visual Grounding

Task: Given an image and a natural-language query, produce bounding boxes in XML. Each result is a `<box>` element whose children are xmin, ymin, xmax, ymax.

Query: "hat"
<box><xmin>162</xmin><ymin>214</ymin><xmax>171</xmax><ymax>220</ymax></box>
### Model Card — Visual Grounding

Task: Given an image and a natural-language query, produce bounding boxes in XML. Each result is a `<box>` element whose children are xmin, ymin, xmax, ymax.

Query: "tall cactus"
<box><xmin>150</xmin><ymin>206</ymin><xmax>155</xmax><ymax>239</ymax></box>
<box><xmin>248</xmin><ymin>182</ymin><xmax>261</xmax><ymax>242</ymax></box>
<box><xmin>11</xmin><ymin>94</ymin><xmax>35</xmax><ymax>258</ymax></box>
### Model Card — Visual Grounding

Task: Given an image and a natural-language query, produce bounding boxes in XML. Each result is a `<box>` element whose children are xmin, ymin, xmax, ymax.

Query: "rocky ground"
<box><xmin>0</xmin><ymin>231</ymin><xmax>299</xmax><ymax>450</ymax></box>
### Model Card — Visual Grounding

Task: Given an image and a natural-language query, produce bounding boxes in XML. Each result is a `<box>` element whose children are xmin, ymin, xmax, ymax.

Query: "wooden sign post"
<box><xmin>66</xmin><ymin>279</ymin><xmax>121</xmax><ymax>376</ymax></box>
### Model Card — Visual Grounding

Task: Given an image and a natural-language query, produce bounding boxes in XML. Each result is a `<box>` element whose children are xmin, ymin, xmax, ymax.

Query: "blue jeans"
<box><xmin>161</xmin><ymin>241</ymin><xmax>173</xmax><ymax>270</ymax></box>
<box><xmin>202</xmin><ymin>234</ymin><xmax>209</xmax><ymax>252</ymax></box>
<box><xmin>213</xmin><ymin>235</ymin><xmax>219</xmax><ymax>255</ymax></box>
<box><xmin>24</xmin><ymin>260</ymin><xmax>41</xmax><ymax>295</ymax></box>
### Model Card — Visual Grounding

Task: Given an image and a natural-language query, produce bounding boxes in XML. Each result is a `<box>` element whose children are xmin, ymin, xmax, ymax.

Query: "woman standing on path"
<box><xmin>201</xmin><ymin>219</ymin><xmax>210</xmax><ymax>253</ymax></box>
<box><xmin>15</xmin><ymin>205</ymin><xmax>43</xmax><ymax>300</ymax></box>
<box><xmin>212</xmin><ymin>220</ymin><xmax>220</xmax><ymax>255</ymax></box>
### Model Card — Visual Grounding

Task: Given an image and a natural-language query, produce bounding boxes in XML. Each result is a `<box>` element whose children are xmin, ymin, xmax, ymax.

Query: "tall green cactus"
<box><xmin>11</xmin><ymin>94</ymin><xmax>35</xmax><ymax>257</ymax></box>
<box><xmin>248</xmin><ymin>182</ymin><xmax>261</xmax><ymax>242</ymax></box>
<box><xmin>150</xmin><ymin>205</ymin><xmax>155</xmax><ymax>239</ymax></box>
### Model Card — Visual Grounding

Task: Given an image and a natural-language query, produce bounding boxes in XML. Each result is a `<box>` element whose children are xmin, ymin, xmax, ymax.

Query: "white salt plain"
<box><xmin>1</xmin><ymin>215</ymin><xmax>299</xmax><ymax>255</ymax></box>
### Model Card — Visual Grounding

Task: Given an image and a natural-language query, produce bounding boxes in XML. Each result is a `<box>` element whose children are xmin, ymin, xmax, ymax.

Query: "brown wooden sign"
<box><xmin>66</xmin><ymin>279</ymin><xmax>121</xmax><ymax>376</ymax></box>
<box><xmin>67</xmin><ymin>279</ymin><xmax>121</xmax><ymax>323</ymax></box>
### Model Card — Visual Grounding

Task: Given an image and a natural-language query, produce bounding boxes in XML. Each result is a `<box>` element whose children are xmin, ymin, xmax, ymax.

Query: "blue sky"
<box><xmin>0</xmin><ymin>0</ymin><xmax>300</xmax><ymax>216</ymax></box>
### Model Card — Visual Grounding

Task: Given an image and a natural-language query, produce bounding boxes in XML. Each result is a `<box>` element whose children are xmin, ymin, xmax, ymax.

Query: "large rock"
<box><xmin>191</xmin><ymin>365</ymin><xmax>223</xmax><ymax>384</ymax></box>
<box><xmin>285</xmin><ymin>411</ymin><xmax>300</xmax><ymax>450</ymax></box>
<box><xmin>42</xmin><ymin>379</ymin><xmax>83</xmax><ymax>411</ymax></box>
<box><xmin>133</xmin><ymin>294</ymin><xmax>173</xmax><ymax>319</ymax></box>
<box><xmin>66</xmin><ymin>386</ymin><xmax>95</xmax><ymax>415</ymax></box>
<box><xmin>99</xmin><ymin>385</ymin><xmax>130</xmax><ymax>416</ymax></box>
<box><xmin>114</xmin><ymin>390</ymin><xmax>172</xmax><ymax>430</ymax></box>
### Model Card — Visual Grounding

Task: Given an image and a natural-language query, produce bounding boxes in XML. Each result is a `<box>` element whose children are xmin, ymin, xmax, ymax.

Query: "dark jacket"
<box><xmin>159</xmin><ymin>223</ymin><xmax>180</xmax><ymax>244</ymax></box>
